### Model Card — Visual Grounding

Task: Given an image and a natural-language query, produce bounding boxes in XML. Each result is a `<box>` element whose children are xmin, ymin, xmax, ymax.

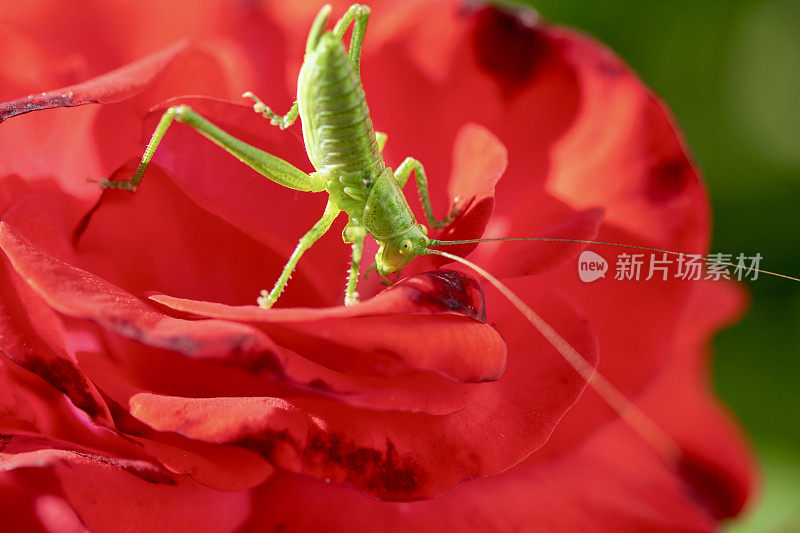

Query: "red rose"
<box><xmin>0</xmin><ymin>1</ymin><xmax>754</xmax><ymax>531</ymax></box>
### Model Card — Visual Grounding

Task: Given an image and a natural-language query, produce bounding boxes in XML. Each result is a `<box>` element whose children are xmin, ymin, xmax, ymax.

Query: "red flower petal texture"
<box><xmin>0</xmin><ymin>0</ymin><xmax>755</xmax><ymax>531</ymax></box>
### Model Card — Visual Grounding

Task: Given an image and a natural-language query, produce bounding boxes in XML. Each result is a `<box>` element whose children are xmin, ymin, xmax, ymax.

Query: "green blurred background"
<box><xmin>507</xmin><ymin>0</ymin><xmax>800</xmax><ymax>530</ymax></box>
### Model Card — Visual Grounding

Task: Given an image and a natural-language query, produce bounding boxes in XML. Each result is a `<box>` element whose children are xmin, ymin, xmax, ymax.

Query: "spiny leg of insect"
<box><xmin>93</xmin><ymin>105</ymin><xmax>325</xmax><ymax>193</ymax></box>
<box><xmin>89</xmin><ymin>108</ymin><xmax>174</xmax><ymax>191</ymax></box>
<box><xmin>394</xmin><ymin>157</ymin><xmax>459</xmax><ymax>229</ymax></box>
<box><xmin>343</xmin><ymin>225</ymin><xmax>367</xmax><ymax>306</ymax></box>
<box><xmin>242</xmin><ymin>4</ymin><xmax>370</xmax><ymax>130</ymax></box>
<box><xmin>258</xmin><ymin>201</ymin><xmax>341</xmax><ymax>308</ymax></box>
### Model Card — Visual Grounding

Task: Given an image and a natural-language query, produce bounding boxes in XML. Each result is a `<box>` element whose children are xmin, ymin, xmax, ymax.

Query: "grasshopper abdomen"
<box><xmin>299</xmin><ymin>31</ymin><xmax>385</xmax><ymax>213</ymax></box>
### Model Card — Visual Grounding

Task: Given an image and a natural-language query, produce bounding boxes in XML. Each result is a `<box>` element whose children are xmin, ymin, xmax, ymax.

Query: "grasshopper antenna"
<box><xmin>422</xmin><ymin>247</ymin><xmax>683</xmax><ymax>467</ymax></box>
<box><xmin>429</xmin><ymin>237</ymin><xmax>800</xmax><ymax>283</ymax></box>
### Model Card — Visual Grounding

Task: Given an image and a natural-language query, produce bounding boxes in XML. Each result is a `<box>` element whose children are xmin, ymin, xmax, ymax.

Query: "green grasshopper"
<box><xmin>98</xmin><ymin>3</ymin><xmax>457</xmax><ymax>309</ymax></box>
<box><xmin>95</xmin><ymin>3</ymin><xmax>796</xmax><ymax>469</ymax></box>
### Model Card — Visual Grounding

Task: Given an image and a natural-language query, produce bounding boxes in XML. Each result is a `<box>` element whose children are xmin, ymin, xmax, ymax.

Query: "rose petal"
<box><xmin>129</xmin><ymin>435</ymin><xmax>274</xmax><ymax>492</ymax></box>
<box><xmin>446</xmin><ymin>123</ymin><xmax>507</xmax><ymax>221</ymax></box>
<box><xmin>253</xmin><ymin>288</ymin><xmax>595</xmax><ymax>499</ymax></box>
<box><xmin>81</xmin><ymin>281</ymin><xmax>596</xmax><ymax>500</ymax></box>
<box><xmin>259</xmin><ymin>312</ymin><xmax>505</xmax><ymax>383</ymax></box>
<box><xmin>1</xmin><ymin>435</ymin><xmax>249</xmax><ymax>533</ymax></box>
<box><xmin>524</xmin><ymin>223</ymin><xmax>703</xmax><ymax>457</ymax></box>
<box><xmin>526</xmin><ymin>279</ymin><xmax>753</xmax><ymax>521</ymax></box>
<box><xmin>243</xmin><ymin>431</ymin><xmax>719</xmax><ymax>533</ymax></box>
<box><xmin>0</xmin><ymin>25</ymin><xmax>76</xmax><ymax>103</ymax></box>
<box><xmin>0</xmin><ymin>470</ymin><xmax>84</xmax><ymax>533</ymax></box>
<box><xmin>151</xmin><ymin>269</ymin><xmax>486</xmax><ymax>323</ymax></box>
<box><xmin>128</xmin><ymin>394</ymin><xmax>308</xmax><ymax>473</ymax></box>
<box><xmin>480</xmin><ymin>204</ymin><xmax>605</xmax><ymax>278</ymax></box>
<box><xmin>1</xmin><ymin>0</ymin><xmax>289</xmax><ymax>98</ymax></box>
<box><xmin>150</xmin><ymin>269</ymin><xmax>504</xmax><ymax>383</ymax></box>
<box><xmin>132</xmin><ymin>271</ymin><xmax>492</xmax><ymax>415</ymax></box>
<box><xmin>0</xmin><ymin>193</ymin><xmax>285</xmax><ymax>375</ymax></box>
<box><xmin>0</xmin><ymin>355</ymin><xmax>146</xmax><ymax>462</ymax></box>
<box><xmin>0</xmin><ymin>255</ymin><xmax>110</xmax><ymax>425</ymax></box>
<box><xmin>78</xmin><ymin>335</ymin><xmax>475</xmax><ymax>419</ymax></box>
<box><xmin>278</xmin><ymin>347</ymin><xmax>480</xmax><ymax>415</ymax></box>
<box><xmin>436</xmin><ymin>122</ymin><xmax>508</xmax><ymax>253</ymax></box>
<box><xmin>646</xmin><ymin>280</ymin><xmax>754</xmax><ymax>519</ymax></box>
<box><xmin>70</xmin><ymin>302</ymin><xmax>475</xmax><ymax>422</ymax></box>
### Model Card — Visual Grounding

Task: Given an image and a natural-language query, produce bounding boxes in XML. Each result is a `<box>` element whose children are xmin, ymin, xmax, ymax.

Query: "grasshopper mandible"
<box><xmin>94</xmin><ymin>3</ymin><xmax>797</xmax><ymax>468</ymax></box>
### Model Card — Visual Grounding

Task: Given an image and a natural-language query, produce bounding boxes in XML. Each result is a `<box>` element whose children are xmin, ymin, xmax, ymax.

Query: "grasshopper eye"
<box><xmin>399</xmin><ymin>239</ymin><xmax>413</xmax><ymax>254</ymax></box>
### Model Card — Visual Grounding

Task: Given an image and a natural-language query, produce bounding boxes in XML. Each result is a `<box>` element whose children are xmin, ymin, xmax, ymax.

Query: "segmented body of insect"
<box><xmin>98</xmin><ymin>3</ymin><xmax>456</xmax><ymax>309</ymax></box>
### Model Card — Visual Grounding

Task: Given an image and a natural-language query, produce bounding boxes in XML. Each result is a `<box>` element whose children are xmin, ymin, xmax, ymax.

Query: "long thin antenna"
<box><xmin>429</xmin><ymin>237</ymin><xmax>800</xmax><ymax>283</ymax></box>
<box><xmin>423</xmin><ymin>248</ymin><xmax>683</xmax><ymax>467</ymax></box>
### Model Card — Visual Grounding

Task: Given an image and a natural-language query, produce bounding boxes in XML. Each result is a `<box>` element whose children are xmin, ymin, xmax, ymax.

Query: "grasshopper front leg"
<box><xmin>258</xmin><ymin>201</ymin><xmax>340</xmax><ymax>308</ymax></box>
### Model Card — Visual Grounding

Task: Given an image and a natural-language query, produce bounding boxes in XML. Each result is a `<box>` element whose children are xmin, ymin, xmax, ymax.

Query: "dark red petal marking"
<box><xmin>0</xmin><ymin>41</ymin><xmax>189</xmax><ymax>123</ymax></box>
<box><xmin>471</xmin><ymin>6</ymin><xmax>551</xmax><ymax>97</ymax></box>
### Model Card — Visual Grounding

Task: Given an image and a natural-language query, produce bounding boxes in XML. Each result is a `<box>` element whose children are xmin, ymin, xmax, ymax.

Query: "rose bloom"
<box><xmin>0</xmin><ymin>0</ymin><xmax>755</xmax><ymax>531</ymax></box>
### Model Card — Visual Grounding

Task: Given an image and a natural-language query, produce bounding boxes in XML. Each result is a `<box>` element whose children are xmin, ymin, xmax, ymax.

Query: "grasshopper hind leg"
<box><xmin>93</xmin><ymin>104</ymin><xmax>324</xmax><ymax>193</ymax></box>
<box><xmin>92</xmin><ymin>106</ymin><xmax>179</xmax><ymax>191</ymax></box>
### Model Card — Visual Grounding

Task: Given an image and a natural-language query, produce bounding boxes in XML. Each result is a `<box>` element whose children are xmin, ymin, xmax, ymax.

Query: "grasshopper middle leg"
<box><xmin>394</xmin><ymin>157</ymin><xmax>458</xmax><ymax>229</ymax></box>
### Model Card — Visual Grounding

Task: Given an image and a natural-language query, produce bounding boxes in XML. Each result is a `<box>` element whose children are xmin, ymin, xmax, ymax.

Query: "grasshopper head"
<box><xmin>375</xmin><ymin>224</ymin><xmax>430</xmax><ymax>277</ymax></box>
